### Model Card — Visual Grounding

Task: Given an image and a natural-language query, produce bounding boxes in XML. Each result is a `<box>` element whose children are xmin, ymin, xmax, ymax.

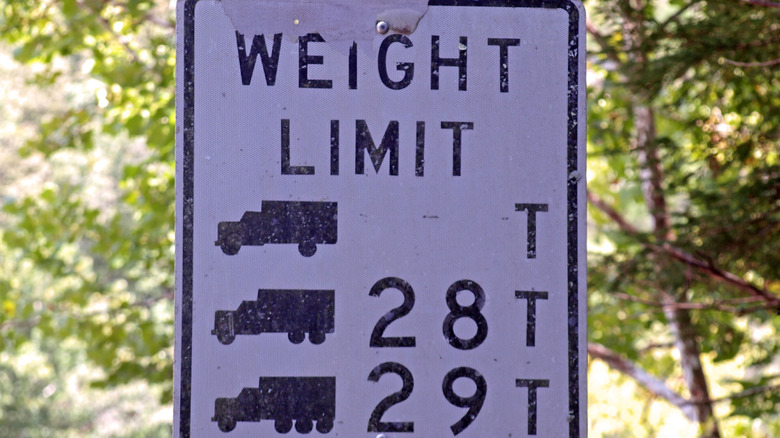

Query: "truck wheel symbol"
<box><xmin>288</xmin><ymin>331</ymin><xmax>306</xmax><ymax>344</ymax></box>
<box><xmin>275</xmin><ymin>418</ymin><xmax>293</xmax><ymax>434</ymax></box>
<box><xmin>316</xmin><ymin>417</ymin><xmax>334</xmax><ymax>433</ymax></box>
<box><xmin>217</xmin><ymin>417</ymin><xmax>236</xmax><ymax>433</ymax></box>
<box><xmin>309</xmin><ymin>331</ymin><xmax>326</xmax><ymax>345</ymax></box>
<box><xmin>296</xmin><ymin>419</ymin><xmax>314</xmax><ymax>434</ymax></box>
<box><xmin>212</xmin><ymin>312</ymin><xmax>236</xmax><ymax>345</ymax></box>
<box><xmin>216</xmin><ymin>332</ymin><xmax>235</xmax><ymax>345</ymax></box>
<box><xmin>220</xmin><ymin>231</ymin><xmax>242</xmax><ymax>255</ymax></box>
<box><xmin>298</xmin><ymin>240</ymin><xmax>317</xmax><ymax>257</ymax></box>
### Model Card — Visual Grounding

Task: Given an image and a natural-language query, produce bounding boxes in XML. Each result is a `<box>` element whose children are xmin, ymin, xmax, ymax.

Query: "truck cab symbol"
<box><xmin>215</xmin><ymin>201</ymin><xmax>338</xmax><ymax>257</ymax></box>
<box><xmin>212</xmin><ymin>289</ymin><xmax>334</xmax><ymax>345</ymax></box>
<box><xmin>212</xmin><ymin>376</ymin><xmax>336</xmax><ymax>434</ymax></box>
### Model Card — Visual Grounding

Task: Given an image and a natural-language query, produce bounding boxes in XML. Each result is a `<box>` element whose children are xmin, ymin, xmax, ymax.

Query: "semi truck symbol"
<box><xmin>212</xmin><ymin>289</ymin><xmax>335</xmax><ymax>345</ymax></box>
<box><xmin>215</xmin><ymin>201</ymin><xmax>338</xmax><ymax>257</ymax></box>
<box><xmin>212</xmin><ymin>376</ymin><xmax>336</xmax><ymax>434</ymax></box>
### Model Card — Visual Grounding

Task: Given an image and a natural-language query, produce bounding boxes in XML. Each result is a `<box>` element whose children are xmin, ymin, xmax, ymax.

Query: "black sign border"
<box><xmin>178</xmin><ymin>1</ymin><xmax>583</xmax><ymax>436</ymax></box>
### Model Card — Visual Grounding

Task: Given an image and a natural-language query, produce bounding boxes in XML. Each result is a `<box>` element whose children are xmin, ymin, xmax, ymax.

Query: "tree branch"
<box><xmin>612</xmin><ymin>292</ymin><xmax>770</xmax><ymax>314</ymax></box>
<box><xmin>638</xmin><ymin>342</ymin><xmax>675</xmax><ymax>353</ymax></box>
<box><xmin>587</xmin><ymin>191</ymin><xmax>641</xmax><ymax>235</ymax></box>
<box><xmin>588</xmin><ymin>342</ymin><xmax>698</xmax><ymax>421</ymax></box>
<box><xmin>685</xmin><ymin>383</ymin><xmax>780</xmax><ymax>406</ymax></box>
<box><xmin>586</xmin><ymin>16</ymin><xmax>621</xmax><ymax>64</ymax></box>
<box><xmin>587</xmin><ymin>192</ymin><xmax>780</xmax><ymax>308</ymax></box>
<box><xmin>723</xmin><ymin>57</ymin><xmax>780</xmax><ymax>67</ymax></box>
<box><xmin>659</xmin><ymin>0</ymin><xmax>706</xmax><ymax>31</ymax></box>
<box><xmin>742</xmin><ymin>0</ymin><xmax>780</xmax><ymax>8</ymax></box>
<box><xmin>659</xmin><ymin>243</ymin><xmax>780</xmax><ymax>308</ymax></box>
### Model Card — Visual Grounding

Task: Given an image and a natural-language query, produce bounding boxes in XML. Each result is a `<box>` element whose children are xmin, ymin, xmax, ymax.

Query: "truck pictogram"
<box><xmin>212</xmin><ymin>376</ymin><xmax>336</xmax><ymax>434</ymax></box>
<box><xmin>212</xmin><ymin>289</ymin><xmax>335</xmax><ymax>345</ymax></box>
<box><xmin>215</xmin><ymin>201</ymin><xmax>338</xmax><ymax>257</ymax></box>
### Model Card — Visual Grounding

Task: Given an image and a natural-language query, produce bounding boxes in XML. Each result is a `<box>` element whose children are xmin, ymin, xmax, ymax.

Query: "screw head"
<box><xmin>376</xmin><ymin>21</ymin><xmax>390</xmax><ymax>34</ymax></box>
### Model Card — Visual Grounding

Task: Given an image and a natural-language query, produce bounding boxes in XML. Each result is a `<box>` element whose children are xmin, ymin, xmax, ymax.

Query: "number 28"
<box><xmin>369</xmin><ymin>277</ymin><xmax>489</xmax><ymax>350</ymax></box>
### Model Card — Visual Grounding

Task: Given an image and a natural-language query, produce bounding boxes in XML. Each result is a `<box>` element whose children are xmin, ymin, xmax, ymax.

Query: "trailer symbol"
<box><xmin>215</xmin><ymin>201</ymin><xmax>338</xmax><ymax>257</ymax></box>
<box><xmin>212</xmin><ymin>377</ymin><xmax>336</xmax><ymax>434</ymax></box>
<box><xmin>212</xmin><ymin>289</ymin><xmax>335</xmax><ymax>345</ymax></box>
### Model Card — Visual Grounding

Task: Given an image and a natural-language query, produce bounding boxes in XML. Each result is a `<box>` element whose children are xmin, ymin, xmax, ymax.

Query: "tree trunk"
<box><xmin>663</xmin><ymin>299</ymin><xmax>720</xmax><ymax>438</ymax></box>
<box><xmin>623</xmin><ymin>3</ymin><xmax>721</xmax><ymax>436</ymax></box>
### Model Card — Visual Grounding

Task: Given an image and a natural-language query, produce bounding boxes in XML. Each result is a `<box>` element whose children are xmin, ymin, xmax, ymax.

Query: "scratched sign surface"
<box><xmin>175</xmin><ymin>1</ymin><xmax>586</xmax><ymax>437</ymax></box>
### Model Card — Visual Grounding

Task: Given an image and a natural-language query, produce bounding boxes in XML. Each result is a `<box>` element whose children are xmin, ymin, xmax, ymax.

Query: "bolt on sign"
<box><xmin>175</xmin><ymin>0</ymin><xmax>586</xmax><ymax>437</ymax></box>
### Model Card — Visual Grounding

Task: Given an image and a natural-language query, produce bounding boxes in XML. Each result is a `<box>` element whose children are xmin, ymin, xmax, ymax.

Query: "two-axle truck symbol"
<box><xmin>215</xmin><ymin>200</ymin><xmax>338</xmax><ymax>257</ymax></box>
<box><xmin>212</xmin><ymin>289</ymin><xmax>335</xmax><ymax>345</ymax></box>
<box><xmin>212</xmin><ymin>376</ymin><xmax>335</xmax><ymax>434</ymax></box>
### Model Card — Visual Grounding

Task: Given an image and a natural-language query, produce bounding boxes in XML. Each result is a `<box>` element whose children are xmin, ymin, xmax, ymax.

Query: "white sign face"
<box><xmin>175</xmin><ymin>1</ymin><xmax>586</xmax><ymax>437</ymax></box>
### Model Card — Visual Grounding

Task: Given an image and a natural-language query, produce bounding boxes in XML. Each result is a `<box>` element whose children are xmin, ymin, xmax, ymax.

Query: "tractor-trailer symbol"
<box><xmin>215</xmin><ymin>201</ymin><xmax>337</xmax><ymax>257</ymax></box>
<box><xmin>212</xmin><ymin>289</ymin><xmax>334</xmax><ymax>345</ymax></box>
<box><xmin>212</xmin><ymin>376</ymin><xmax>335</xmax><ymax>434</ymax></box>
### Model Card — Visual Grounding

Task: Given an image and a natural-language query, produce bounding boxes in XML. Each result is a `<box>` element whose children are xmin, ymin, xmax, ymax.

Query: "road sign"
<box><xmin>175</xmin><ymin>0</ymin><xmax>586</xmax><ymax>436</ymax></box>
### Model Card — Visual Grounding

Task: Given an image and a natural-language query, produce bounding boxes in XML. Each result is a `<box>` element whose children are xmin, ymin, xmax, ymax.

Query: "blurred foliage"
<box><xmin>0</xmin><ymin>0</ymin><xmax>175</xmax><ymax>435</ymax></box>
<box><xmin>0</xmin><ymin>0</ymin><xmax>778</xmax><ymax>436</ymax></box>
<box><xmin>586</xmin><ymin>0</ymin><xmax>780</xmax><ymax>435</ymax></box>
<box><xmin>0</xmin><ymin>0</ymin><xmax>175</xmax><ymax>384</ymax></box>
